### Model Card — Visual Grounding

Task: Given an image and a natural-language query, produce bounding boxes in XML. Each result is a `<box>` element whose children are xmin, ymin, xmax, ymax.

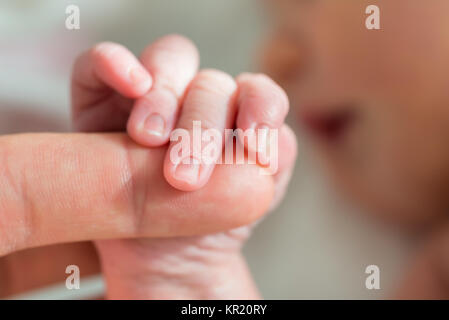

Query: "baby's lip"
<box><xmin>297</xmin><ymin>108</ymin><xmax>355</xmax><ymax>144</ymax></box>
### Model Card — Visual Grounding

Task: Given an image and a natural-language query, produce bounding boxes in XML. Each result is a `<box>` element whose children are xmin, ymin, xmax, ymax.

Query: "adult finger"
<box><xmin>269</xmin><ymin>124</ymin><xmax>298</xmax><ymax>211</ymax></box>
<box><xmin>0</xmin><ymin>133</ymin><xmax>273</xmax><ymax>256</ymax></box>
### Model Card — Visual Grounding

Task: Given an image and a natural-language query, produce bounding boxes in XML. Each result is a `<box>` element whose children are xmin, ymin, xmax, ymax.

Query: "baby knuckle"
<box><xmin>192</xmin><ymin>69</ymin><xmax>237</xmax><ymax>97</ymax></box>
<box><xmin>162</xmin><ymin>34</ymin><xmax>199</xmax><ymax>54</ymax></box>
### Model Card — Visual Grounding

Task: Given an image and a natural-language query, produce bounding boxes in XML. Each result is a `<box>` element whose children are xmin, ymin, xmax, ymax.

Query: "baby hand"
<box><xmin>71</xmin><ymin>35</ymin><xmax>297</xmax><ymax>299</ymax></box>
<box><xmin>72</xmin><ymin>35</ymin><xmax>296</xmax><ymax>193</ymax></box>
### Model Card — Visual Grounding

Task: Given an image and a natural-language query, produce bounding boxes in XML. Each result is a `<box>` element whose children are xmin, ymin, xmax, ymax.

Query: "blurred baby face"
<box><xmin>264</xmin><ymin>0</ymin><xmax>449</xmax><ymax>226</ymax></box>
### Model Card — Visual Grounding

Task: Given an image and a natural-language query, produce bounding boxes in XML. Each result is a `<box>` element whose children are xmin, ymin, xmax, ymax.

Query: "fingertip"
<box><xmin>236</xmin><ymin>73</ymin><xmax>289</xmax><ymax>130</ymax></box>
<box><xmin>141</xmin><ymin>34</ymin><xmax>200</xmax><ymax>70</ymax></box>
<box><xmin>160</xmin><ymin>69</ymin><xmax>237</xmax><ymax>192</ymax></box>
<box><xmin>235</xmin><ymin>73</ymin><xmax>290</xmax><ymax>168</ymax></box>
<box><xmin>164</xmin><ymin>163</ymin><xmax>201</xmax><ymax>192</ymax></box>
<box><xmin>92</xmin><ymin>42</ymin><xmax>153</xmax><ymax>98</ymax></box>
<box><xmin>127</xmin><ymin>90</ymin><xmax>178</xmax><ymax>147</ymax></box>
<box><xmin>127</xmin><ymin>113</ymin><xmax>168</xmax><ymax>148</ymax></box>
<box><xmin>279</xmin><ymin>124</ymin><xmax>298</xmax><ymax>166</ymax></box>
<box><xmin>163</xmin><ymin>149</ymin><xmax>215</xmax><ymax>192</ymax></box>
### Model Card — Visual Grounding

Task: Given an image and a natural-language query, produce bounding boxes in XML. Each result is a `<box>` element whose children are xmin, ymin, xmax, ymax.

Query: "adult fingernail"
<box><xmin>144</xmin><ymin>114</ymin><xmax>165</xmax><ymax>137</ymax></box>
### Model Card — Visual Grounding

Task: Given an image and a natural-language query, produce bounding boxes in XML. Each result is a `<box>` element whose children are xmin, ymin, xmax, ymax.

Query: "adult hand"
<box><xmin>0</xmin><ymin>132</ymin><xmax>274</xmax><ymax>296</ymax></box>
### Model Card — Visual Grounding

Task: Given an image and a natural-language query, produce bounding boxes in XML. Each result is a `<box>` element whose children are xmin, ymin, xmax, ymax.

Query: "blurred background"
<box><xmin>0</xmin><ymin>0</ymin><xmax>412</xmax><ymax>299</ymax></box>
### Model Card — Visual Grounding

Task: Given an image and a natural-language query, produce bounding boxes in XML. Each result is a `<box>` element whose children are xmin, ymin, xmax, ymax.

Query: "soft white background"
<box><xmin>0</xmin><ymin>0</ymin><xmax>412</xmax><ymax>299</ymax></box>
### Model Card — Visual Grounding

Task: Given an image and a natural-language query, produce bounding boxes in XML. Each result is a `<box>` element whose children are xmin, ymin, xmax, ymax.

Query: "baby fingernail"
<box><xmin>174</xmin><ymin>157</ymin><xmax>200</xmax><ymax>185</ymax></box>
<box><xmin>144</xmin><ymin>114</ymin><xmax>165</xmax><ymax>137</ymax></box>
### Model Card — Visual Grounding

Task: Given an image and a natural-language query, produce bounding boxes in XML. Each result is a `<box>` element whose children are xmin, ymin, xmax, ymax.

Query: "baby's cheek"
<box><xmin>330</xmin><ymin>118</ymin><xmax>449</xmax><ymax>228</ymax></box>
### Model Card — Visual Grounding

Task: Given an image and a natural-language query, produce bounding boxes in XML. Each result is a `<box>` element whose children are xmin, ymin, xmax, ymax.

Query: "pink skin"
<box><xmin>236</xmin><ymin>73</ymin><xmax>289</xmax><ymax>165</ymax></box>
<box><xmin>71</xmin><ymin>34</ymin><xmax>297</xmax><ymax>299</ymax></box>
<box><xmin>72</xmin><ymin>42</ymin><xmax>152</xmax><ymax>132</ymax></box>
<box><xmin>0</xmin><ymin>133</ymin><xmax>275</xmax><ymax>254</ymax></box>
<box><xmin>163</xmin><ymin>69</ymin><xmax>238</xmax><ymax>190</ymax></box>
<box><xmin>0</xmin><ymin>133</ymin><xmax>276</xmax><ymax>296</ymax></box>
<box><xmin>127</xmin><ymin>36</ymin><xmax>199</xmax><ymax>147</ymax></box>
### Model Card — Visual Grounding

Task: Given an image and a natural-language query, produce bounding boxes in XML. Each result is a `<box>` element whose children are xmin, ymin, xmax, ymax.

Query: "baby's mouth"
<box><xmin>298</xmin><ymin>108</ymin><xmax>355</xmax><ymax>144</ymax></box>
